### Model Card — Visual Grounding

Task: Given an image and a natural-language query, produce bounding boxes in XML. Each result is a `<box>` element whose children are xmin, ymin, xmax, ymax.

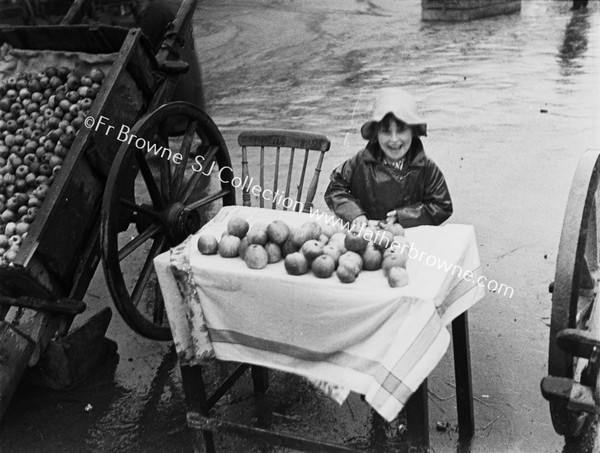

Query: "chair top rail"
<box><xmin>238</xmin><ymin>129</ymin><xmax>331</xmax><ymax>152</ymax></box>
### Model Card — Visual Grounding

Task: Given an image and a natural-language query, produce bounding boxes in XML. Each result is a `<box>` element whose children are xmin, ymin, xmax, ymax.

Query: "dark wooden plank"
<box><xmin>73</xmin><ymin>28</ymin><xmax>148</xmax><ymax>175</ymax></box>
<box><xmin>29</xmin><ymin>157</ymin><xmax>104</xmax><ymax>285</ymax></box>
<box><xmin>452</xmin><ymin>312</ymin><xmax>475</xmax><ymax>441</ymax></box>
<box><xmin>84</xmin><ymin>73</ymin><xmax>146</xmax><ymax>177</ymax></box>
<box><xmin>125</xmin><ymin>33</ymin><xmax>158</xmax><ymax>97</ymax></box>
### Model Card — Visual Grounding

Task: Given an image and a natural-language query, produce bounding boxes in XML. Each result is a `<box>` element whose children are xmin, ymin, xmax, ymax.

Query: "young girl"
<box><xmin>324</xmin><ymin>87</ymin><xmax>452</xmax><ymax>229</ymax></box>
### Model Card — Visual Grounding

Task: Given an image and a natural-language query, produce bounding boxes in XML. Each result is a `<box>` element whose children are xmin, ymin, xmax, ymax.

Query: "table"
<box><xmin>154</xmin><ymin>205</ymin><xmax>486</xmax><ymax>451</ymax></box>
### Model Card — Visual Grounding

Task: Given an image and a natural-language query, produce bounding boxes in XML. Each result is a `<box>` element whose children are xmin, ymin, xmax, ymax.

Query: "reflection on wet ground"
<box><xmin>0</xmin><ymin>1</ymin><xmax>599</xmax><ymax>452</ymax></box>
<box><xmin>559</xmin><ymin>10</ymin><xmax>591</xmax><ymax>75</ymax></box>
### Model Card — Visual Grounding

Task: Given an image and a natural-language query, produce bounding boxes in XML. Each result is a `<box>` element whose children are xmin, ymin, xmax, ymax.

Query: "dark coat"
<box><xmin>324</xmin><ymin>138</ymin><xmax>453</xmax><ymax>227</ymax></box>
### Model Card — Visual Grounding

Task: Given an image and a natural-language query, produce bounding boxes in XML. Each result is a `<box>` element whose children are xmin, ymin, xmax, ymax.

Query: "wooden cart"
<box><xmin>541</xmin><ymin>149</ymin><xmax>600</xmax><ymax>443</ymax></box>
<box><xmin>0</xmin><ymin>0</ymin><xmax>235</xmax><ymax>419</ymax></box>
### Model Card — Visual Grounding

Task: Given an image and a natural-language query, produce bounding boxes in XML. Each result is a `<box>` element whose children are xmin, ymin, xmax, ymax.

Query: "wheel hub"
<box><xmin>163</xmin><ymin>202</ymin><xmax>200</xmax><ymax>244</ymax></box>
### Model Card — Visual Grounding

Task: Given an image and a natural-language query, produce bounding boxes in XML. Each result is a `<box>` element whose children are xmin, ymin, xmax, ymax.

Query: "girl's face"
<box><xmin>377</xmin><ymin>115</ymin><xmax>413</xmax><ymax>162</ymax></box>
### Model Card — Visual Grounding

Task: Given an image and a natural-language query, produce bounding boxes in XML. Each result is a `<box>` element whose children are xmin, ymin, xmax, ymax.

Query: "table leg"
<box><xmin>251</xmin><ymin>365</ymin><xmax>270</xmax><ymax>394</ymax></box>
<box><xmin>405</xmin><ymin>379</ymin><xmax>430</xmax><ymax>448</ymax></box>
<box><xmin>180</xmin><ymin>364</ymin><xmax>216</xmax><ymax>453</ymax></box>
<box><xmin>452</xmin><ymin>312</ymin><xmax>475</xmax><ymax>441</ymax></box>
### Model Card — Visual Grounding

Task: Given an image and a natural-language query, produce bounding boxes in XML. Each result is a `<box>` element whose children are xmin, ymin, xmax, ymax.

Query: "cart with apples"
<box><xmin>0</xmin><ymin>0</ymin><xmax>235</xmax><ymax>419</ymax></box>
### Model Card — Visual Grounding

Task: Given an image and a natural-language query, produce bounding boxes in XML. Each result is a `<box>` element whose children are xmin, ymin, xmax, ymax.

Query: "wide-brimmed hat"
<box><xmin>360</xmin><ymin>88</ymin><xmax>427</xmax><ymax>140</ymax></box>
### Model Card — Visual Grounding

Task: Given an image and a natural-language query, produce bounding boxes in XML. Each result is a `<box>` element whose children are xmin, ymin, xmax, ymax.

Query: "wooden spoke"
<box><xmin>119</xmin><ymin>198</ymin><xmax>161</xmax><ymax>220</ymax></box>
<box><xmin>187</xmin><ymin>189</ymin><xmax>231</xmax><ymax>211</ymax></box>
<box><xmin>181</xmin><ymin>172</ymin><xmax>205</xmax><ymax>204</ymax></box>
<box><xmin>153</xmin><ymin>290</ymin><xmax>165</xmax><ymax>325</ymax></box>
<box><xmin>136</xmin><ymin>149</ymin><xmax>164</xmax><ymax>209</ymax></box>
<box><xmin>118</xmin><ymin>223</ymin><xmax>163</xmax><ymax>262</ymax></box>
<box><xmin>575</xmin><ymin>291</ymin><xmax>594</xmax><ymax>327</ymax></box>
<box><xmin>172</xmin><ymin>119</ymin><xmax>197</xmax><ymax>199</ymax></box>
<box><xmin>181</xmin><ymin>120</ymin><xmax>199</xmax><ymax>164</ymax></box>
<box><xmin>157</xmin><ymin>121</ymin><xmax>172</xmax><ymax>204</ymax></box>
<box><xmin>578</xmin><ymin>257</ymin><xmax>594</xmax><ymax>291</ymax></box>
<box><xmin>181</xmin><ymin>145</ymin><xmax>218</xmax><ymax>203</ymax></box>
<box><xmin>159</xmin><ymin>154</ymin><xmax>172</xmax><ymax>205</ymax></box>
<box><xmin>131</xmin><ymin>235</ymin><xmax>167</xmax><ymax>308</ymax></box>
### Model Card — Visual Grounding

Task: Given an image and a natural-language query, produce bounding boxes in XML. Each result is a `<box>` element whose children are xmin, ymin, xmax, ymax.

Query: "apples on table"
<box><xmin>196</xmin><ymin>216</ymin><xmax>410</xmax><ymax>287</ymax></box>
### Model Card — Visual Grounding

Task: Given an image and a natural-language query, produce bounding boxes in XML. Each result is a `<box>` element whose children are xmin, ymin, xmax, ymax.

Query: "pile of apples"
<box><xmin>0</xmin><ymin>66</ymin><xmax>105</xmax><ymax>266</ymax></box>
<box><xmin>197</xmin><ymin>217</ymin><xmax>411</xmax><ymax>287</ymax></box>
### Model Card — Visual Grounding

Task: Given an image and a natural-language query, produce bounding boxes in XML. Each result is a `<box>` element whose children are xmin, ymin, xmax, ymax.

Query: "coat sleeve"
<box><xmin>324</xmin><ymin>156</ymin><xmax>366</xmax><ymax>223</ymax></box>
<box><xmin>395</xmin><ymin>161</ymin><xmax>453</xmax><ymax>227</ymax></box>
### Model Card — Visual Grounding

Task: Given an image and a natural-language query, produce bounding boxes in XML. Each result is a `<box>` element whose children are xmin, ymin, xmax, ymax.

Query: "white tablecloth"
<box><xmin>154</xmin><ymin>206</ymin><xmax>486</xmax><ymax>421</ymax></box>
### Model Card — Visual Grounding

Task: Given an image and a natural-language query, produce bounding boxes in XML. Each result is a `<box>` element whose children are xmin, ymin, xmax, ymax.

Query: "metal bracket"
<box><xmin>541</xmin><ymin>376</ymin><xmax>600</xmax><ymax>415</ymax></box>
<box><xmin>158</xmin><ymin>60</ymin><xmax>190</xmax><ymax>75</ymax></box>
<box><xmin>557</xmin><ymin>328</ymin><xmax>600</xmax><ymax>359</ymax></box>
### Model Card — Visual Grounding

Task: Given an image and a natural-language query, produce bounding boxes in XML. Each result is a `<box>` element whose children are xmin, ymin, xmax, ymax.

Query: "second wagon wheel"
<box><xmin>101</xmin><ymin>102</ymin><xmax>235</xmax><ymax>340</ymax></box>
<box><xmin>548</xmin><ymin>148</ymin><xmax>600</xmax><ymax>437</ymax></box>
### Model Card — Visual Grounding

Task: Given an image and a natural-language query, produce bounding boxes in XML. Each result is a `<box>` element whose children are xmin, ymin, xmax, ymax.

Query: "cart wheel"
<box><xmin>101</xmin><ymin>102</ymin><xmax>235</xmax><ymax>340</ymax></box>
<box><xmin>548</xmin><ymin>149</ymin><xmax>600</xmax><ymax>437</ymax></box>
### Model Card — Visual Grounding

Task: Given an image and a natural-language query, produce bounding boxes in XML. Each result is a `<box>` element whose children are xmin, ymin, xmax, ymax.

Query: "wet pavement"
<box><xmin>1</xmin><ymin>0</ymin><xmax>600</xmax><ymax>452</ymax></box>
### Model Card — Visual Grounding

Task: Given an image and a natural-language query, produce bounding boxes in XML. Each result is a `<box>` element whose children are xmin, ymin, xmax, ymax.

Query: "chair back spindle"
<box><xmin>284</xmin><ymin>147</ymin><xmax>295</xmax><ymax>209</ymax></box>
<box><xmin>241</xmin><ymin>145</ymin><xmax>251</xmax><ymax>207</ymax></box>
<box><xmin>238</xmin><ymin>130</ymin><xmax>330</xmax><ymax>213</ymax></box>
<box><xmin>273</xmin><ymin>147</ymin><xmax>281</xmax><ymax>209</ymax></box>
<box><xmin>259</xmin><ymin>146</ymin><xmax>265</xmax><ymax>208</ymax></box>
<box><xmin>302</xmin><ymin>151</ymin><xmax>325</xmax><ymax>214</ymax></box>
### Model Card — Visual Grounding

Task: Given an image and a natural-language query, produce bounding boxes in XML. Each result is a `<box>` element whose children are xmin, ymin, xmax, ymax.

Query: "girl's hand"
<box><xmin>350</xmin><ymin>215</ymin><xmax>368</xmax><ymax>231</ymax></box>
<box><xmin>385</xmin><ymin>210</ymin><xmax>398</xmax><ymax>225</ymax></box>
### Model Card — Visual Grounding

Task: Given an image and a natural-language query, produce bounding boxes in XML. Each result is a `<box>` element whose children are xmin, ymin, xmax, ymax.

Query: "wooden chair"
<box><xmin>238</xmin><ymin>129</ymin><xmax>331</xmax><ymax>214</ymax></box>
<box><xmin>237</xmin><ymin>128</ymin><xmax>331</xmax><ymax>396</ymax></box>
<box><xmin>182</xmin><ymin>130</ymin><xmax>476</xmax><ymax>451</ymax></box>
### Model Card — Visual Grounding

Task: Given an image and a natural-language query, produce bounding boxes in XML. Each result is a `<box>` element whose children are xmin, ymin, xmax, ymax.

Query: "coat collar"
<box><xmin>362</xmin><ymin>137</ymin><xmax>427</xmax><ymax>167</ymax></box>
